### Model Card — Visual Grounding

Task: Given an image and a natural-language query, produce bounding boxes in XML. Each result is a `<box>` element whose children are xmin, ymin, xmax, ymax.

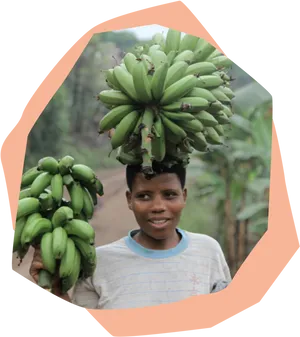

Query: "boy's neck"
<box><xmin>132</xmin><ymin>229</ymin><xmax>182</xmax><ymax>250</ymax></box>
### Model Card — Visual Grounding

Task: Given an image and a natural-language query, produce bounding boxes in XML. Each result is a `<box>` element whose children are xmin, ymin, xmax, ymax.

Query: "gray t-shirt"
<box><xmin>72</xmin><ymin>228</ymin><xmax>231</xmax><ymax>309</ymax></box>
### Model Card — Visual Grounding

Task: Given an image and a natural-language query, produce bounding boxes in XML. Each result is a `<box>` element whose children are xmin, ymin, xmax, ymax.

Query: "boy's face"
<box><xmin>126</xmin><ymin>172</ymin><xmax>187</xmax><ymax>241</ymax></box>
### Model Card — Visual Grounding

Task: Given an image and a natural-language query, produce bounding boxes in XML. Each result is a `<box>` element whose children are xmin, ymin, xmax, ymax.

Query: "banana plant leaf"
<box><xmin>247</xmin><ymin>178</ymin><xmax>270</xmax><ymax>195</ymax></box>
<box><xmin>248</xmin><ymin>216</ymin><xmax>269</xmax><ymax>235</ymax></box>
<box><xmin>232</xmin><ymin>81</ymin><xmax>272</xmax><ymax>114</ymax></box>
<box><xmin>236</xmin><ymin>201</ymin><xmax>269</xmax><ymax>221</ymax></box>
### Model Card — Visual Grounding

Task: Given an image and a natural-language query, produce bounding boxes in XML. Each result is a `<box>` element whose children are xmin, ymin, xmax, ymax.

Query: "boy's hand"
<box><xmin>29</xmin><ymin>245</ymin><xmax>71</xmax><ymax>301</ymax></box>
<box><xmin>29</xmin><ymin>245</ymin><xmax>44</xmax><ymax>284</ymax></box>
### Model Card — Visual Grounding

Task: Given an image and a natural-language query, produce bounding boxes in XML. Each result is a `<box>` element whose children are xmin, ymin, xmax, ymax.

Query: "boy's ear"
<box><xmin>126</xmin><ymin>190</ymin><xmax>132</xmax><ymax>210</ymax></box>
<box><xmin>183</xmin><ymin>188</ymin><xmax>187</xmax><ymax>204</ymax></box>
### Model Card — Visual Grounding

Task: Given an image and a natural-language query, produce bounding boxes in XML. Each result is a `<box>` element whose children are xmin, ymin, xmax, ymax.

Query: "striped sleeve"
<box><xmin>71</xmin><ymin>276</ymin><xmax>100</xmax><ymax>309</ymax></box>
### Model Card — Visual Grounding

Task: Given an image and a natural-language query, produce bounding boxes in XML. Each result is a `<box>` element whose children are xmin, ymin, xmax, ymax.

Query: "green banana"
<box><xmin>151</xmin><ymin>61</ymin><xmax>169</xmax><ymax>101</ymax></box>
<box><xmin>60</xmin><ymin>247</ymin><xmax>81</xmax><ymax>294</ymax></box>
<box><xmin>116</xmin><ymin>146</ymin><xmax>143</xmax><ymax>165</ymax></box>
<box><xmin>210</xmin><ymin>87</ymin><xmax>231</xmax><ymax>103</ymax></box>
<box><xmin>30</xmin><ymin>172</ymin><xmax>53</xmax><ymax>198</ymax></box>
<box><xmin>17</xmin><ymin>197</ymin><xmax>40</xmax><ymax>220</ymax></box>
<box><xmin>106</xmin><ymin>69</ymin><xmax>120</xmax><ymax>90</ymax></box>
<box><xmin>217</xmin><ymin>71</ymin><xmax>231</xmax><ymax>81</ymax></box>
<box><xmin>19</xmin><ymin>188</ymin><xmax>31</xmax><ymax>200</ymax></box>
<box><xmin>161</xmin><ymin>110</ymin><xmax>195</xmax><ymax>121</ymax></box>
<box><xmin>63</xmin><ymin>219</ymin><xmax>95</xmax><ymax>244</ymax></box>
<box><xmin>149</xmin><ymin>50</ymin><xmax>167</xmax><ymax>69</ymax></box>
<box><xmin>40</xmin><ymin>232</ymin><xmax>56</xmax><ymax>274</ymax></box>
<box><xmin>194</xmin><ymin>110</ymin><xmax>219</xmax><ymax>127</ymax></box>
<box><xmin>58</xmin><ymin>155</ymin><xmax>74</xmax><ymax>176</ymax></box>
<box><xmin>52</xmin><ymin>226</ymin><xmax>68</xmax><ymax>259</ymax></box>
<box><xmin>162</xmin><ymin>96</ymin><xmax>209</xmax><ymax>112</ymax></box>
<box><xmin>81</xmin><ymin>258</ymin><xmax>96</xmax><ymax>278</ymax></box>
<box><xmin>149</xmin><ymin>44</ymin><xmax>162</xmax><ymax>54</ymax></box>
<box><xmin>206</xmin><ymin>100</ymin><xmax>224</xmax><ymax>114</ymax></box>
<box><xmin>215</xmin><ymin>111</ymin><xmax>231</xmax><ymax>124</ymax></box>
<box><xmin>160</xmin><ymin>114</ymin><xmax>187</xmax><ymax>145</ymax></box>
<box><xmin>186</xmin><ymin>87</ymin><xmax>217</xmax><ymax>103</ymax></box>
<box><xmin>132</xmin><ymin>60</ymin><xmax>153</xmax><ymax>103</ymax></box>
<box><xmin>52</xmin><ymin>206</ymin><xmax>74</xmax><ymax>228</ymax></box>
<box><xmin>37</xmin><ymin>157</ymin><xmax>59</xmax><ymax>174</ymax></box>
<box><xmin>95</xmin><ymin>178</ymin><xmax>104</xmax><ymax>197</ymax></box>
<box><xmin>179</xmin><ymin>34</ymin><xmax>199</xmax><ymax>52</ymax></box>
<box><xmin>51</xmin><ymin>173</ymin><xmax>63</xmax><ymax>205</ymax></box>
<box><xmin>59</xmin><ymin>238</ymin><xmax>76</xmax><ymax>278</ymax></box>
<box><xmin>67</xmin><ymin>182</ymin><xmax>84</xmax><ymax>216</ymax></box>
<box><xmin>166</xmin><ymin>50</ymin><xmax>177</xmax><ymax>66</ymax></box>
<box><xmin>21</xmin><ymin>217</ymin><xmax>52</xmax><ymax>246</ymax></box>
<box><xmin>205</xmin><ymin>126</ymin><xmax>224</xmax><ymax>144</ymax></box>
<box><xmin>38</xmin><ymin>192</ymin><xmax>54</xmax><ymax>212</ymax></box>
<box><xmin>97</xmin><ymin>89</ymin><xmax>134</xmax><ymax>105</ymax></box>
<box><xmin>210</xmin><ymin>55</ymin><xmax>233</xmax><ymax>69</ymax></box>
<box><xmin>69</xmin><ymin>236</ymin><xmax>96</xmax><ymax>265</ymax></box>
<box><xmin>185</xmin><ymin>61</ymin><xmax>217</xmax><ymax>76</ymax></box>
<box><xmin>196</xmin><ymin>75</ymin><xmax>224</xmax><ymax>89</ymax></box>
<box><xmin>140</xmin><ymin>53</ymin><xmax>153</xmax><ymax>74</ymax></box>
<box><xmin>21</xmin><ymin>166</ymin><xmax>43</xmax><ymax>188</ymax></box>
<box><xmin>123</xmin><ymin>52</ymin><xmax>139</xmax><ymax>74</ymax></box>
<box><xmin>214</xmin><ymin>124</ymin><xmax>225</xmax><ymax>136</ymax></box>
<box><xmin>38</xmin><ymin>269</ymin><xmax>53</xmax><ymax>289</ymax></box>
<box><xmin>219</xmin><ymin>86</ymin><xmax>235</xmax><ymax>99</ymax></box>
<box><xmin>164</xmin><ymin>61</ymin><xmax>189</xmax><ymax>89</ymax></box>
<box><xmin>173</xmin><ymin>50</ymin><xmax>194</xmax><ymax>64</ymax></box>
<box><xmin>98</xmin><ymin>105</ymin><xmax>137</xmax><ymax>133</ymax></box>
<box><xmin>160</xmin><ymin>75</ymin><xmax>198</xmax><ymax>105</ymax></box>
<box><xmin>193</xmin><ymin>41</ymin><xmax>216</xmax><ymax>62</ymax></box>
<box><xmin>71</xmin><ymin>164</ymin><xmax>96</xmax><ymax>184</ymax></box>
<box><xmin>187</xmin><ymin>132</ymin><xmax>208</xmax><ymax>151</ymax></box>
<box><xmin>164</xmin><ymin>28</ymin><xmax>181</xmax><ymax>54</ymax></box>
<box><xmin>82</xmin><ymin>187</ymin><xmax>94</xmax><ymax>219</ymax></box>
<box><xmin>177</xmin><ymin>138</ymin><xmax>194</xmax><ymax>154</ymax></box>
<box><xmin>176</xmin><ymin>118</ymin><xmax>204</xmax><ymax>133</ymax></box>
<box><xmin>207</xmin><ymin>49</ymin><xmax>223</xmax><ymax>60</ymax></box>
<box><xmin>13</xmin><ymin>216</ymin><xmax>27</xmax><ymax>252</ymax></box>
<box><xmin>151</xmin><ymin>115</ymin><xmax>166</xmax><ymax>162</ymax></box>
<box><xmin>113</xmin><ymin>65</ymin><xmax>139</xmax><ymax>101</ymax></box>
<box><xmin>152</xmin><ymin>32</ymin><xmax>165</xmax><ymax>46</ymax></box>
<box><xmin>62</xmin><ymin>174</ymin><xmax>74</xmax><ymax>186</ymax></box>
<box><xmin>82</xmin><ymin>183</ymin><xmax>98</xmax><ymax>206</ymax></box>
<box><xmin>222</xmin><ymin>105</ymin><xmax>234</xmax><ymax>117</ymax></box>
<box><xmin>17</xmin><ymin>243</ymin><xmax>30</xmax><ymax>261</ymax></box>
<box><xmin>111</xmin><ymin>110</ymin><xmax>140</xmax><ymax>149</ymax></box>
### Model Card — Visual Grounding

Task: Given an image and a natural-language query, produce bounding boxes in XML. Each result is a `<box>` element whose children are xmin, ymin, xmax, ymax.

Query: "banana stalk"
<box><xmin>140</xmin><ymin>107</ymin><xmax>155</xmax><ymax>176</ymax></box>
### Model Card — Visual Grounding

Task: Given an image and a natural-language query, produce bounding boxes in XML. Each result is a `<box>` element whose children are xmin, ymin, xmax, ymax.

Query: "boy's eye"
<box><xmin>164</xmin><ymin>191</ymin><xmax>178</xmax><ymax>198</ymax></box>
<box><xmin>136</xmin><ymin>193</ymin><xmax>150</xmax><ymax>200</ymax></box>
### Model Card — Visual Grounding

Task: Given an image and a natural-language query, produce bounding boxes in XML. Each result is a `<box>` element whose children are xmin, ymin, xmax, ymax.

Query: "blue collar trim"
<box><xmin>124</xmin><ymin>228</ymin><xmax>189</xmax><ymax>259</ymax></box>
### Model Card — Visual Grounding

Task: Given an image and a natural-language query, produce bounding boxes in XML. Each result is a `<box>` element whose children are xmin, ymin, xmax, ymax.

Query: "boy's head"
<box><xmin>125</xmin><ymin>162</ymin><xmax>187</xmax><ymax>241</ymax></box>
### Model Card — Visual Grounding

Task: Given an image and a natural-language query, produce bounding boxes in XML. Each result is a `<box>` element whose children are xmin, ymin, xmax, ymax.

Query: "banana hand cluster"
<box><xmin>14</xmin><ymin>155</ymin><xmax>104</xmax><ymax>293</ymax></box>
<box><xmin>97</xmin><ymin>28</ymin><xmax>235</xmax><ymax>177</ymax></box>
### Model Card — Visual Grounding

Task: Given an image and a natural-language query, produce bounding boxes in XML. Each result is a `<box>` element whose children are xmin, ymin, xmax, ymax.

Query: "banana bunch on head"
<box><xmin>97</xmin><ymin>28</ymin><xmax>235</xmax><ymax>177</ymax></box>
<box><xmin>13</xmin><ymin>156</ymin><xmax>104</xmax><ymax>293</ymax></box>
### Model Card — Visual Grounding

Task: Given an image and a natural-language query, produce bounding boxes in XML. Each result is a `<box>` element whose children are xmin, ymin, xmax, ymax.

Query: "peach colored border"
<box><xmin>3</xmin><ymin>2</ymin><xmax>299</xmax><ymax>336</ymax></box>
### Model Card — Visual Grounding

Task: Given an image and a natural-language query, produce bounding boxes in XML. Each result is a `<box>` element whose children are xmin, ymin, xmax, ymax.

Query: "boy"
<box><xmin>30</xmin><ymin>162</ymin><xmax>231</xmax><ymax>309</ymax></box>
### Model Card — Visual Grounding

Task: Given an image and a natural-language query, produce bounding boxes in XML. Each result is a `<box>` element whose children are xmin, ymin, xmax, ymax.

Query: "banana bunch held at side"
<box><xmin>97</xmin><ymin>28</ymin><xmax>235</xmax><ymax>177</ymax></box>
<box><xmin>14</xmin><ymin>155</ymin><xmax>104</xmax><ymax>293</ymax></box>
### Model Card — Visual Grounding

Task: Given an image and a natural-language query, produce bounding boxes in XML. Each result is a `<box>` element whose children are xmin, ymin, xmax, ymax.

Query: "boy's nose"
<box><xmin>151</xmin><ymin>196</ymin><xmax>166</xmax><ymax>212</ymax></box>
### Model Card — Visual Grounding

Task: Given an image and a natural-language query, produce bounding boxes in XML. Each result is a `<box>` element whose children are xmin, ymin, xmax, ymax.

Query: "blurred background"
<box><xmin>15</xmin><ymin>24</ymin><xmax>272</xmax><ymax>281</ymax></box>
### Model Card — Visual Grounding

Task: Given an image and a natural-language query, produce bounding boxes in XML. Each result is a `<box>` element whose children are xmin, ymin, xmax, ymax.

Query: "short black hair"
<box><xmin>126</xmin><ymin>162</ymin><xmax>186</xmax><ymax>191</ymax></box>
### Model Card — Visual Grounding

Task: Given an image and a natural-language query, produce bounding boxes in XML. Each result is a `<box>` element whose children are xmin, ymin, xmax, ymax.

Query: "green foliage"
<box><xmin>23</xmin><ymin>30</ymin><xmax>141</xmax><ymax>173</ymax></box>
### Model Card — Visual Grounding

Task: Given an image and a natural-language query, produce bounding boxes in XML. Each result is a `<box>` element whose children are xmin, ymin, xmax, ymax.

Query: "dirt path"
<box><xmin>12</xmin><ymin>167</ymin><xmax>138</xmax><ymax>284</ymax></box>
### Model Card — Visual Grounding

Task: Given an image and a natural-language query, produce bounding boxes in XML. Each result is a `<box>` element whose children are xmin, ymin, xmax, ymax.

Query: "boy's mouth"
<box><xmin>148</xmin><ymin>218</ymin><xmax>171</xmax><ymax>226</ymax></box>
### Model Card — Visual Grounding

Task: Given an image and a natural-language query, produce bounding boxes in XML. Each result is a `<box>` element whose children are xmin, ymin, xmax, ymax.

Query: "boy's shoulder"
<box><xmin>95</xmin><ymin>236</ymin><xmax>128</xmax><ymax>255</ymax></box>
<box><xmin>183</xmin><ymin>229</ymin><xmax>223</xmax><ymax>251</ymax></box>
